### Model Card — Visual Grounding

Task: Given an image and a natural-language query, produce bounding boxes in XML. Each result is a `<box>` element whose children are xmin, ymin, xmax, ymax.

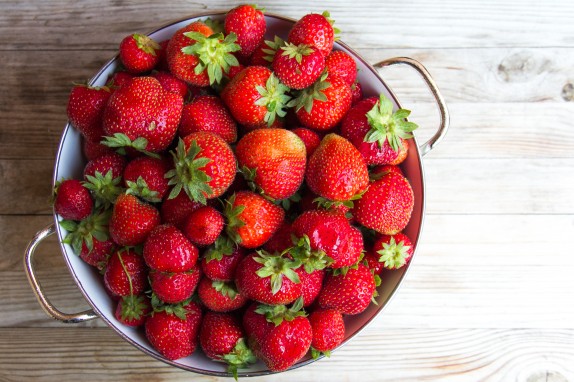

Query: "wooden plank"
<box><xmin>1</xmin><ymin>0</ymin><xmax>573</xmax><ymax>50</ymax></box>
<box><xmin>0</xmin><ymin>159</ymin><xmax>54</xmax><ymax>214</ymax></box>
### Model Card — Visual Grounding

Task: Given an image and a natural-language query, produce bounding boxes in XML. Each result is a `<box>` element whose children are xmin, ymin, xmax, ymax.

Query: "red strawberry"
<box><xmin>249</xmin><ymin>36</ymin><xmax>284</xmax><ymax>67</ymax></box>
<box><xmin>109</xmin><ymin>193</ymin><xmax>160</xmax><ymax>246</ymax></box>
<box><xmin>291</xmin><ymin>72</ymin><xmax>352</xmax><ymax>130</ymax></box>
<box><xmin>83</xmin><ymin>152</ymin><xmax>127</xmax><ymax>180</ymax></box>
<box><xmin>150</xmin><ymin>263</ymin><xmax>201</xmax><ymax>304</ymax></box>
<box><xmin>143</xmin><ymin>224</ymin><xmax>198</xmax><ymax>272</ymax></box>
<box><xmin>201</xmin><ymin>238</ymin><xmax>245</xmax><ymax>281</ymax></box>
<box><xmin>373</xmin><ymin>232</ymin><xmax>414</xmax><ymax>270</ymax></box>
<box><xmin>224</xmin><ymin>191</ymin><xmax>285</xmax><ymax>249</ymax></box>
<box><xmin>199</xmin><ymin>311</ymin><xmax>256</xmax><ymax>378</ymax></box>
<box><xmin>197</xmin><ymin>278</ymin><xmax>248</xmax><ymax>312</ymax></box>
<box><xmin>145</xmin><ymin>300</ymin><xmax>203</xmax><ymax>360</ymax></box>
<box><xmin>79</xmin><ymin>236</ymin><xmax>115</xmax><ymax>270</ymax></box>
<box><xmin>353</xmin><ymin>171</ymin><xmax>414</xmax><ymax>235</ymax></box>
<box><xmin>363</xmin><ymin>246</ymin><xmax>385</xmax><ymax>276</ymax></box>
<box><xmin>341</xmin><ymin>94</ymin><xmax>418</xmax><ymax>165</ymax></box>
<box><xmin>178</xmin><ymin>95</ymin><xmax>237</xmax><ymax>143</ymax></box>
<box><xmin>182</xmin><ymin>205</ymin><xmax>224</xmax><ymax>246</ymax></box>
<box><xmin>272</xmin><ymin>43</ymin><xmax>325</xmax><ymax>90</ymax></box>
<box><xmin>66</xmin><ymin>84</ymin><xmax>112</xmax><ymax>141</ymax></box>
<box><xmin>156</xmin><ymin>40</ymin><xmax>170</xmax><ymax>71</ymax></box>
<box><xmin>299</xmin><ymin>268</ymin><xmax>325</xmax><ymax>307</ymax></box>
<box><xmin>166</xmin><ymin>132</ymin><xmax>236</xmax><ymax>203</ymax></box>
<box><xmin>318</xmin><ymin>263</ymin><xmax>376</xmax><ymax>315</ymax></box>
<box><xmin>221</xmin><ymin>66</ymin><xmax>291</xmax><ymax>129</ymax></box>
<box><xmin>160</xmin><ymin>189</ymin><xmax>202</xmax><ymax>229</ymax></box>
<box><xmin>106</xmin><ymin>71</ymin><xmax>134</xmax><ymax>90</ymax></box>
<box><xmin>53</xmin><ymin>179</ymin><xmax>93</xmax><ymax>221</ymax></box>
<box><xmin>236</xmin><ymin>128</ymin><xmax>306</xmax><ymax>200</ymax></box>
<box><xmin>151</xmin><ymin>71</ymin><xmax>189</xmax><ymax>98</ymax></box>
<box><xmin>288</xmin><ymin>11</ymin><xmax>337</xmax><ymax>57</ymax></box>
<box><xmin>115</xmin><ymin>294</ymin><xmax>151</xmax><ymax>327</ymax></box>
<box><xmin>119</xmin><ymin>33</ymin><xmax>162</xmax><ymax>74</ymax></box>
<box><xmin>82</xmin><ymin>138</ymin><xmax>115</xmax><ymax>161</ymax></box>
<box><xmin>262</xmin><ymin>221</ymin><xmax>293</xmax><ymax>254</ymax></box>
<box><xmin>305</xmin><ymin>134</ymin><xmax>369</xmax><ymax>201</ymax></box>
<box><xmin>325</xmin><ymin>50</ymin><xmax>357</xmax><ymax>86</ymax></box>
<box><xmin>371</xmin><ymin>164</ymin><xmax>404</xmax><ymax>178</ymax></box>
<box><xmin>235</xmin><ymin>251</ymin><xmax>302</xmax><ymax>305</ymax></box>
<box><xmin>308</xmin><ymin>308</ymin><xmax>345</xmax><ymax>357</ymax></box>
<box><xmin>123</xmin><ymin>156</ymin><xmax>170</xmax><ymax>202</ymax></box>
<box><xmin>102</xmin><ymin>76</ymin><xmax>183</xmax><ymax>153</ymax></box>
<box><xmin>291</xmin><ymin>127</ymin><xmax>321</xmax><ymax>157</ymax></box>
<box><xmin>224</xmin><ymin>4</ymin><xmax>266</xmax><ymax>59</ymax></box>
<box><xmin>104</xmin><ymin>248</ymin><xmax>147</xmax><ymax>297</ymax></box>
<box><xmin>166</xmin><ymin>22</ymin><xmax>212</xmax><ymax>86</ymax></box>
<box><xmin>59</xmin><ymin>209</ymin><xmax>111</xmax><ymax>259</ymax></box>
<box><xmin>350</xmin><ymin>81</ymin><xmax>363</xmax><ymax>105</ymax></box>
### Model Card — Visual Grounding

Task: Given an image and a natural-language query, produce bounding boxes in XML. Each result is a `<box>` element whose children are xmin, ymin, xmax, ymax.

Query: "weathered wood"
<box><xmin>0</xmin><ymin>159</ymin><xmax>54</xmax><ymax>214</ymax></box>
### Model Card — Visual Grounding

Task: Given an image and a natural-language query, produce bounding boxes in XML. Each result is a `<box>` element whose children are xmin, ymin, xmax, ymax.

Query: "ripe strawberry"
<box><xmin>115</xmin><ymin>294</ymin><xmax>151</xmax><ymax>327</ymax></box>
<box><xmin>224</xmin><ymin>4</ymin><xmax>266</xmax><ymax>59</ymax></box>
<box><xmin>123</xmin><ymin>156</ymin><xmax>170</xmax><ymax>202</ymax></box>
<box><xmin>373</xmin><ymin>232</ymin><xmax>414</xmax><ymax>270</ymax></box>
<box><xmin>353</xmin><ymin>171</ymin><xmax>414</xmax><ymax>235</ymax></box>
<box><xmin>262</xmin><ymin>221</ymin><xmax>293</xmax><ymax>254</ymax></box>
<box><xmin>325</xmin><ymin>50</ymin><xmax>357</xmax><ymax>86</ymax></box>
<box><xmin>82</xmin><ymin>138</ymin><xmax>115</xmax><ymax>161</ymax></box>
<box><xmin>104</xmin><ymin>248</ymin><xmax>147</xmax><ymax>297</ymax></box>
<box><xmin>145</xmin><ymin>300</ymin><xmax>203</xmax><ymax>360</ymax></box>
<box><xmin>109</xmin><ymin>193</ymin><xmax>160</xmax><ymax>246</ymax></box>
<box><xmin>371</xmin><ymin>164</ymin><xmax>404</xmax><ymax>178</ymax></box>
<box><xmin>166</xmin><ymin>133</ymin><xmax>236</xmax><ymax>203</ymax></box>
<box><xmin>249</xmin><ymin>36</ymin><xmax>284</xmax><ymax>67</ymax></box>
<box><xmin>197</xmin><ymin>278</ymin><xmax>248</xmax><ymax>312</ymax></box>
<box><xmin>363</xmin><ymin>245</ymin><xmax>385</xmax><ymax>276</ymax></box>
<box><xmin>221</xmin><ymin>66</ymin><xmax>291</xmax><ymax>129</ymax></box>
<box><xmin>235</xmin><ymin>251</ymin><xmax>302</xmax><ymax>305</ymax></box>
<box><xmin>318</xmin><ymin>263</ymin><xmax>376</xmax><ymax>315</ymax></box>
<box><xmin>305</xmin><ymin>134</ymin><xmax>369</xmax><ymax>201</ymax></box>
<box><xmin>341</xmin><ymin>94</ymin><xmax>418</xmax><ymax>165</ymax></box>
<box><xmin>290</xmin><ymin>72</ymin><xmax>352</xmax><ymax>130</ymax></box>
<box><xmin>160</xmin><ymin>189</ymin><xmax>202</xmax><ymax>229</ymax></box>
<box><xmin>236</xmin><ymin>128</ymin><xmax>306</xmax><ymax>200</ymax></box>
<box><xmin>201</xmin><ymin>238</ymin><xmax>246</xmax><ymax>281</ymax></box>
<box><xmin>350</xmin><ymin>81</ymin><xmax>363</xmax><ymax>105</ymax></box>
<box><xmin>272</xmin><ymin>43</ymin><xmax>325</xmax><ymax>90</ymax></box>
<box><xmin>106</xmin><ymin>71</ymin><xmax>134</xmax><ymax>90</ymax></box>
<box><xmin>299</xmin><ymin>268</ymin><xmax>325</xmax><ymax>307</ymax></box>
<box><xmin>288</xmin><ymin>11</ymin><xmax>338</xmax><ymax>57</ymax></box>
<box><xmin>59</xmin><ymin>209</ymin><xmax>111</xmax><ymax>258</ymax></box>
<box><xmin>150</xmin><ymin>263</ymin><xmax>201</xmax><ymax>304</ymax></box>
<box><xmin>151</xmin><ymin>71</ymin><xmax>189</xmax><ymax>98</ymax></box>
<box><xmin>224</xmin><ymin>191</ymin><xmax>285</xmax><ymax>249</ymax></box>
<box><xmin>143</xmin><ymin>224</ymin><xmax>198</xmax><ymax>272</ymax></box>
<box><xmin>79</xmin><ymin>236</ymin><xmax>115</xmax><ymax>270</ymax></box>
<box><xmin>308</xmin><ymin>308</ymin><xmax>345</xmax><ymax>357</ymax></box>
<box><xmin>119</xmin><ymin>33</ymin><xmax>162</xmax><ymax>74</ymax></box>
<box><xmin>182</xmin><ymin>205</ymin><xmax>224</xmax><ymax>246</ymax></box>
<box><xmin>102</xmin><ymin>76</ymin><xmax>183</xmax><ymax>153</ymax></box>
<box><xmin>199</xmin><ymin>312</ymin><xmax>256</xmax><ymax>378</ymax></box>
<box><xmin>83</xmin><ymin>152</ymin><xmax>127</xmax><ymax>181</ymax></box>
<box><xmin>66</xmin><ymin>84</ymin><xmax>112</xmax><ymax>141</ymax></box>
<box><xmin>53</xmin><ymin>179</ymin><xmax>93</xmax><ymax>221</ymax></box>
<box><xmin>291</xmin><ymin>127</ymin><xmax>321</xmax><ymax>157</ymax></box>
<box><xmin>179</xmin><ymin>95</ymin><xmax>237</xmax><ymax>143</ymax></box>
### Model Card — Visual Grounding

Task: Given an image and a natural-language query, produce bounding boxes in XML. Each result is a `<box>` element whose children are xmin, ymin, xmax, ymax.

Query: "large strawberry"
<box><xmin>308</xmin><ymin>308</ymin><xmax>345</xmax><ymax>358</ymax></box>
<box><xmin>272</xmin><ymin>42</ymin><xmax>325</xmax><ymax>90</ymax></box>
<box><xmin>53</xmin><ymin>179</ymin><xmax>93</xmax><ymax>221</ymax></box>
<box><xmin>224</xmin><ymin>4</ymin><xmax>266</xmax><ymax>59</ymax></box>
<box><xmin>66</xmin><ymin>84</ymin><xmax>112</xmax><ymax>142</ymax></box>
<box><xmin>143</xmin><ymin>224</ymin><xmax>198</xmax><ymax>272</ymax></box>
<box><xmin>318</xmin><ymin>263</ymin><xmax>376</xmax><ymax>315</ymax></box>
<box><xmin>109</xmin><ymin>193</ymin><xmax>160</xmax><ymax>246</ymax></box>
<box><xmin>119</xmin><ymin>33</ymin><xmax>162</xmax><ymax>74</ymax></box>
<box><xmin>236</xmin><ymin>128</ymin><xmax>306</xmax><ymax>200</ymax></box>
<box><xmin>179</xmin><ymin>95</ymin><xmax>237</xmax><ymax>143</ymax></box>
<box><xmin>197</xmin><ymin>278</ymin><xmax>248</xmax><ymax>312</ymax></box>
<box><xmin>102</xmin><ymin>76</ymin><xmax>183</xmax><ymax>153</ymax></box>
<box><xmin>149</xmin><ymin>263</ymin><xmax>201</xmax><ymax>304</ymax></box>
<box><xmin>288</xmin><ymin>11</ymin><xmax>338</xmax><ymax>57</ymax></box>
<box><xmin>104</xmin><ymin>248</ymin><xmax>148</xmax><ymax>297</ymax></box>
<box><xmin>123</xmin><ymin>156</ymin><xmax>170</xmax><ymax>202</ymax></box>
<box><xmin>372</xmin><ymin>232</ymin><xmax>414</xmax><ymax>270</ymax></box>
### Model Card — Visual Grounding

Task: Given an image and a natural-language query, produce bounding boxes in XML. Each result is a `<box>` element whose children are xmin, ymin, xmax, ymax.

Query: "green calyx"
<box><xmin>60</xmin><ymin>209</ymin><xmax>111</xmax><ymax>254</ymax></box>
<box><xmin>125</xmin><ymin>176</ymin><xmax>161</xmax><ymax>203</ymax></box>
<box><xmin>377</xmin><ymin>236</ymin><xmax>411</xmax><ymax>269</ymax></box>
<box><xmin>224</xmin><ymin>194</ymin><xmax>246</xmax><ymax>245</ymax></box>
<box><xmin>165</xmin><ymin>138</ymin><xmax>213</xmax><ymax>204</ymax></box>
<box><xmin>254</xmin><ymin>297</ymin><xmax>306</xmax><ymax>326</ymax></box>
<box><xmin>280</xmin><ymin>42</ymin><xmax>315</xmax><ymax>64</ymax></box>
<box><xmin>83</xmin><ymin>170</ymin><xmax>124</xmax><ymax>210</ymax></box>
<box><xmin>262</xmin><ymin>35</ymin><xmax>284</xmax><ymax>63</ymax></box>
<box><xmin>255</xmin><ymin>73</ymin><xmax>291</xmax><ymax>126</ymax></box>
<box><xmin>287</xmin><ymin>71</ymin><xmax>330</xmax><ymax>113</ymax></box>
<box><xmin>364</xmin><ymin>94</ymin><xmax>418</xmax><ymax>152</ymax></box>
<box><xmin>202</xmin><ymin>17</ymin><xmax>224</xmax><ymax>35</ymax></box>
<box><xmin>311</xmin><ymin>347</ymin><xmax>331</xmax><ymax>359</ymax></box>
<box><xmin>181</xmin><ymin>31</ymin><xmax>240</xmax><ymax>85</ymax></box>
<box><xmin>223</xmin><ymin>338</ymin><xmax>257</xmax><ymax>381</ymax></box>
<box><xmin>204</xmin><ymin>235</ymin><xmax>235</xmax><ymax>262</ymax></box>
<box><xmin>212</xmin><ymin>280</ymin><xmax>239</xmax><ymax>300</ymax></box>
<box><xmin>133</xmin><ymin>33</ymin><xmax>161</xmax><ymax>56</ymax></box>
<box><xmin>253</xmin><ymin>250</ymin><xmax>301</xmax><ymax>295</ymax></box>
<box><xmin>289</xmin><ymin>234</ymin><xmax>333</xmax><ymax>273</ymax></box>
<box><xmin>150</xmin><ymin>293</ymin><xmax>193</xmax><ymax>320</ymax></box>
<box><xmin>120</xmin><ymin>294</ymin><xmax>148</xmax><ymax>321</ymax></box>
<box><xmin>101</xmin><ymin>133</ymin><xmax>161</xmax><ymax>159</ymax></box>
<box><xmin>322</xmin><ymin>11</ymin><xmax>341</xmax><ymax>40</ymax></box>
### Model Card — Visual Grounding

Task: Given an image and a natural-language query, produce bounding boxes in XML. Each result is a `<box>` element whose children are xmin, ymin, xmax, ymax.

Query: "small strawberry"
<box><xmin>352</xmin><ymin>170</ymin><xmax>414</xmax><ymax>235</ymax></box>
<box><xmin>79</xmin><ymin>236</ymin><xmax>115</xmax><ymax>270</ymax></box>
<box><xmin>66</xmin><ymin>84</ymin><xmax>112</xmax><ymax>141</ymax></box>
<box><xmin>288</xmin><ymin>11</ymin><xmax>338</xmax><ymax>57</ymax></box>
<box><xmin>318</xmin><ymin>263</ymin><xmax>376</xmax><ymax>315</ymax></box>
<box><xmin>59</xmin><ymin>209</ymin><xmax>111</xmax><ymax>257</ymax></box>
<box><xmin>182</xmin><ymin>205</ymin><xmax>224</xmax><ymax>246</ymax></box>
<box><xmin>82</xmin><ymin>138</ymin><xmax>115</xmax><ymax>161</ymax></box>
<box><xmin>197</xmin><ymin>278</ymin><xmax>248</xmax><ymax>312</ymax></box>
<box><xmin>53</xmin><ymin>179</ymin><xmax>93</xmax><ymax>221</ymax></box>
<box><xmin>83</xmin><ymin>152</ymin><xmax>127</xmax><ymax>181</ymax></box>
<box><xmin>363</xmin><ymin>246</ymin><xmax>385</xmax><ymax>276</ymax></box>
<box><xmin>373</xmin><ymin>232</ymin><xmax>414</xmax><ymax>270</ymax></box>
<box><xmin>308</xmin><ymin>308</ymin><xmax>345</xmax><ymax>358</ymax></box>
<box><xmin>160</xmin><ymin>189</ymin><xmax>202</xmax><ymax>229</ymax></box>
<box><xmin>115</xmin><ymin>294</ymin><xmax>151</xmax><ymax>327</ymax></box>
<box><xmin>272</xmin><ymin>43</ymin><xmax>325</xmax><ymax>90</ymax></box>
<box><xmin>224</xmin><ymin>4</ymin><xmax>266</xmax><ymax>59</ymax></box>
<box><xmin>201</xmin><ymin>237</ymin><xmax>246</xmax><ymax>281</ymax></box>
<box><xmin>249</xmin><ymin>36</ymin><xmax>284</xmax><ymax>66</ymax></box>
<box><xmin>179</xmin><ymin>95</ymin><xmax>237</xmax><ymax>143</ymax></box>
<box><xmin>325</xmin><ymin>50</ymin><xmax>357</xmax><ymax>86</ymax></box>
<box><xmin>291</xmin><ymin>127</ymin><xmax>321</xmax><ymax>157</ymax></box>
<box><xmin>151</xmin><ymin>71</ymin><xmax>189</xmax><ymax>98</ymax></box>
<box><xmin>109</xmin><ymin>193</ymin><xmax>160</xmax><ymax>246</ymax></box>
<box><xmin>150</xmin><ymin>263</ymin><xmax>201</xmax><ymax>304</ymax></box>
<box><xmin>350</xmin><ymin>81</ymin><xmax>363</xmax><ymax>105</ymax></box>
<box><xmin>371</xmin><ymin>164</ymin><xmax>404</xmax><ymax>178</ymax></box>
<box><xmin>236</xmin><ymin>128</ymin><xmax>307</xmax><ymax>200</ymax></box>
<box><xmin>305</xmin><ymin>134</ymin><xmax>369</xmax><ymax>201</ymax></box>
<box><xmin>143</xmin><ymin>224</ymin><xmax>198</xmax><ymax>272</ymax></box>
<box><xmin>119</xmin><ymin>33</ymin><xmax>162</xmax><ymax>74</ymax></box>
<box><xmin>104</xmin><ymin>248</ymin><xmax>148</xmax><ymax>297</ymax></box>
<box><xmin>123</xmin><ymin>156</ymin><xmax>170</xmax><ymax>202</ymax></box>
<box><xmin>299</xmin><ymin>268</ymin><xmax>325</xmax><ymax>307</ymax></box>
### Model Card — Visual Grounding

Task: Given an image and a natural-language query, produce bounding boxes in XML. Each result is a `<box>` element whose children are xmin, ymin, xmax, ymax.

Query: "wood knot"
<box><xmin>497</xmin><ymin>51</ymin><xmax>550</xmax><ymax>83</ymax></box>
<box><xmin>562</xmin><ymin>83</ymin><xmax>574</xmax><ymax>102</ymax></box>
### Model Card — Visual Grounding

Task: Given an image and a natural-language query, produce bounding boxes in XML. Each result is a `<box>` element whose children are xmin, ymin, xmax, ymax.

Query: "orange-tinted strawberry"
<box><xmin>143</xmin><ymin>224</ymin><xmax>198</xmax><ymax>272</ymax></box>
<box><xmin>325</xmin><ymin>50</ymin><xmax>357</xmax><ymax>86</ymax></box>
<box><xmin>318</xmin><ymin>263</ymin><xmax>376</xmax><ymax>315</ymax></box>
<box><xmin>236</xmin><ymin>128</ymin><xmax>306</xmax><ymax>200</ymax></box>
<box><xmin>182</xmin><ymin>205</ymin><xmax>224</xmax><ymax>246</ymax></box>
<box><xmin>160</xmin><ymin>189</ymin><xmax>202</xmax><ymax>229</ymax></box>
<box><xmin>123</xmin><ymin>156</ymin><xmax>170</xmax><ymax>202</ymax></box>
<box><xmin>288</xmin><ymin>11</ymin><xmax>338</xmax><ymax>57</ymax></box>
<box><xmin>119</xmin><ymin>33</ymin><xmax>161</xmax><ymax>74</ymax></box>
<box><xmin>53</xmin><ymin>179</ymin><xmax>93</xmax><ymax>221</ymax></box>
<box><xmin>201</xmin><ymin>238</ymin><xmax>246</xmax><ymax>281</ymax></box>
<box><xmin>151</xmin><ymin>71</ymin><xmax>189</xmax><ymax>98</ymax></box>
<box><xmin>104</xmin><ymin>248</ymin><xmax>148</xmax><ymax>297</ymax></box>
<box><xmin>308</xmin><ymin>308</ymin><xmax>345</xmax><ymax>357</ymax></box>
<box><xmin>109</xmin><ymin>193</ymin><xmax>160</xmax><ymax>246</ymax></box>
<box><xmin>224</xmin><ymin>4</ymin><xmax>266</xmax><ymax>59</ymax></box>
<box><xmin>373</xmin><ymin>232</ymin><xmax>414</xmax><ymax>270</ymax></box>
<box><xmin>291</xmin><ymin>127</ymin><xmax>321</xmax><ymax>157</ymax></box>
<box><xmin>197</xmin><ymin>278</ymin><xmax>248</xmax><ymax>312</ymax></box>
<box><xmin>272</xmin><ymin>43</ymin><xmax>325</xmax><ymax>90</ymax></box>
<box><xmin>179</xmin><ymin>95</ymin><xmax>237</xmax><ymax>143</ymax></box>
<box><xmin>66</xmin><ymin>84</ymin><xmax>112</xmax><ymax>142</ymax></box>
<box><xmin>150</xmin><ymin>264</ymin><xmax>201</xmax><ymax>304</ymax></box>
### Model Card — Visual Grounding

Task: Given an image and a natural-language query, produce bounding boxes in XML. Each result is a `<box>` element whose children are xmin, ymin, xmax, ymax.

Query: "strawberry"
<box><xmin>235</xmin><ymin>251</ymin><xmax>302</xmax><ymax>305</ymax></box>
<box><xmin>66</xmin><ymin>84</ymin><xmax>112</xmax><ymax>142</ymax></box>
<box><xmin>83</xmin><ymin>152</ymin><xmax>127</xmax><ymax>181</ymax></box>
<box><xmin>82</xmin><ymin>138</ymin><xmax>115</xmax><ymax>161</ymax></box>
<box><xmin>150</xmin><ymin>263</ymin><xmax>201</xmax><ymax>304</ymax></box>
<box><xmin>109</xmin><ymin>193</ymin><xmax>160</xmax><ymax>246</ymax></box>
<box><xmin>155</xmin><ymin>40</ymin><xmax>170</xmax><ymax>72</ymax></box>
<box><xmin>291</xmin><ymin>127</ymin><xmax>321</xmax><ymax>157</ymax></box>
<box><xmin>308</xmin><ymin>308</ymin><xmax>345</xmax><ymax>358</ymax></box>
<box><xmin>201</xmin><ymin>237</ymin><xmax>245</xmax><ymax>281</ymax></box>
<box><xmin>305</xmin><ymin>134</ymin><xmax>369</xmax><ymax>201</ymax></box>
<box><xmin>178</xmin><ymin>95</ymin><xmax>237</xmax><ymax>143</ymax></box>
<box><xmin>353</xmin><ymin>170</ymin><xmax>414</xmax><ymax>235</ymax></box>
<box><xmin>290</xmin><ymin>72</ymin><xmax>352</xmax><ymax>130</ymax></box>
<box><xmin>53</xmin><ymin>179</ymin><xmax>93</xmax><ymax>221</ymax></box>
<box><xmin>119</xmin><ymin>33</ymin><xmax>162</xmax><ymax>74</ymax></box>
<box><xmin>350</xmin><ymin>81</ymin><xmax>363</xmax><ymax>105</ymax></box>
<box><xmin>288</xmin><ymin>11</ymin><xmax>338</xmax><ymax>57</ymax></box>
<box><xmin>115</xmin><ymin>294</ymin><xmax>151</xmax><ymax>327</ymax></box>
<box><xmin>102</xmin><ymin>76</ymin><xmax>183</xmax><ymax>154</ymax></box>
<box><xmin>151</xmin><ymin>71</ymin><xmax>189</xmax><ymax>98</ymax></box>
<box><xmin>371</xmin><ymin>164</ymin><xmax>404</xmax><ymax>178</ymax></box>
<box><xmin>221</xmin><ymin>66</ymin><xmax>291</xmax><ymax>129</ymax></box>
<box><xmin>104</xmin><ymin>248</ymin><xmax>148</xmax><ymax>297</ymax></box>
<box><xmin>79</xmin><ymin>236</ymin><xmax>115</xmax><ymax>270</ymax></box>
<box><xmin>160</xmin><ymin>189</ymin><xmax>202</xmax><ymax>229</ymax></box>
<box><xmin>199</xmin><ymin>311</ymin><xmax>256</xmax><ymax>378</ymax></box>
<box><xmin>145</xmin><ymin>300</ymin><xmax>203</xmax><ymax>360</ymax></box>
<box><xmin>363</xmin><ymin>246</ymin><xmax>385</xmax><ymax>276</ymax></box>
<box><xmin>59</xmin><ymin>209</ymin><xmax>111</xmax><ymax>258</ymax></box>
<box><xmin>166</xmin><ymin>133</ymin><xmax>236</xmax><ymax>204</ymax></box>
<box><xmin>373</xmin><ymin>232</ymin><xmax>414</xmax><ymax>270</ymax></box>
<box><xmin>325</xmin><ymin>50</ymin><xmax>357</xmax><ymax>86</ymax></box>
<box><xmin>182</xmin><ymin>205</ymin><xmax>224</xmax><ymax>246</ymax></box>
<box><xmin>340</xmin><ymin>94</ymin><xmax>418</xmax><ymax>165</ymax></box>
<box><xmin>106</xmin><ymin>71</ymin><xmax>134</xmax><ymax>90</ymax></box>
<box><xmin>197</xmin><ymin>278</ymin><xmax>248</xmax><ymax>312</ymax></box>
<box><xmin>123</xmin><ymin>156</ymin><xmax>170</xmax><ymax>202</ymax></box>
<box><xmin>262</xmin><ymin>221</ymin><xmax>293</xmax><ymax>254</ymax></box>
<box><xmin>224</xmin><ymin>191</ymin><xmax>285</xmax><ymax>249</ymax></box>
<box><xmin>236</xmin><ymin>128</ymin><xmax>306</xmax><ymax>200</ymax></box>
<box><xmin>143</xmin><ymin>224</ymin><xmax>198</xmax><ymax>272</ymax></box>
<box><xmin>224</xmin><ymin>4</ymin><xmax>266</xmax><ymax>59</ymax></box>
<box><xmin>299</xmin><ymin>268</ymin><xmax>325</xmax><ymax>307</ymax></box>
<box><xmin>272</xmin><ymin>43</ymin><xmax>325</xmax><ymax>90</ymax></box>
<box><xmin>249</xmin><ymin>36</ymin><xmax>284</xmax><ymax>66</ymax></box>
<box><xmin>318</xmin><ymin>263</ymin><xmax>376</xmax><ymax>315</ymax></box>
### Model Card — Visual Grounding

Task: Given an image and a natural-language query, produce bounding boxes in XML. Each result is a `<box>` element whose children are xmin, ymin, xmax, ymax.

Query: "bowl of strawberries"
<box><xmin>24</xmin><ymin>5</ymin><xmax>449</xmax><ymax>377</ymax></box>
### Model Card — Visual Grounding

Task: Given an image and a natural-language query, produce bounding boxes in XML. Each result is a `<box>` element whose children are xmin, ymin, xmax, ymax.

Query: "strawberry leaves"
<box><xmin>253</xmin><ymin>250</ymin><xmax>301</xmax><ymax>295</ymax></box>
<box><xmin>376</xmin><ymin>236</ymin><xmax>412</xmax><ymax>269</ymax></box>
<box><xmin>101</xmin><ymin>133</ymin><xmax>161</xmax><ymax>159</ymax></box>
<box><xmin>60</xmin><ymin>209</ymin><xmax>111</xmax><ymax>254</ymax></box>
<box><xmin>255</xmin><ymin>73</ymin><xmax>291</xmax><ymax>126</ymax></box>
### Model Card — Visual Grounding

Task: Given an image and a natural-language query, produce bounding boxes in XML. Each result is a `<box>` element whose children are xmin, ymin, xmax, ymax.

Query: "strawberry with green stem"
<box><xmin>59</xmin><ymin>208</ymin><xmax>111</xmax><ymax>255</ymax></box>
<box><xmin>249</xmin><ymin>36</ymin><xmax>284</xmax><ymax>66</ymax></box>
<box><xmin>308</xmin><ymin>308</ymin><xmax>345</xmax><ymax>358</ymax></box>
<box><xmin>201</xmin><ymin>236</ymin><xmax>245</xmax><ymax>281</ymax></box>
<box><xmin>272</xmin><ymin>42</ymin><xmax>326</xmax><ymax>90</ymax></box>
<box><xmin>288</xmin><ymin>11</ymin><xmax>339</xmax><ymax>57</ymax></box>
<box><xmin>109</xmin><ymin>193</ymin><xmax>160</xmax><ymax>246</ymax></box>
<box><xmin>197</xmin><ymin>278</ymin><xmax>248</xmax><ymax>312</ymax></box>
<box><xmin>119</xmin><ymin>33</ymin><xmax>162</xmax><ymax>74</ymax></box>
<box><xmin>373</xmin><ymin>232</ymin><xmax>414</xmax><ymax>270</ymax></box>
<box><xmin>123</xmin><ymin>156</ymin><xmax>170</xmax><ymax>203</ymax></box>
<box><xmin>53</xmin><ymin>179</ymin><xmax>93</xmax><ymax>221</ymax></box>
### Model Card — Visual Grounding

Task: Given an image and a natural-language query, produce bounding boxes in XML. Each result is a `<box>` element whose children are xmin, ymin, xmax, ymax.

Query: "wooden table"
<box><xmin>2</xmin><ymin>0</ymin><xmax>574</xmax><ymax>380</ymax></box>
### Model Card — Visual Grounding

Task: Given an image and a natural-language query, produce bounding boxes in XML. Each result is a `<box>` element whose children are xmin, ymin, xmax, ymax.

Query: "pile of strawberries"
<box><xmin>54</xmin><ymin>5</ymin><xmax>418</xmax><ymax>377</ymax></box>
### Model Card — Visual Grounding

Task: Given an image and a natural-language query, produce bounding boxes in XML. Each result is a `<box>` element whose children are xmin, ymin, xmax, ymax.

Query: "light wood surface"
<box><xmin>2</xmin><ymin>0</ymin><xmax>574</xmax><ymax>381</ymax></box>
